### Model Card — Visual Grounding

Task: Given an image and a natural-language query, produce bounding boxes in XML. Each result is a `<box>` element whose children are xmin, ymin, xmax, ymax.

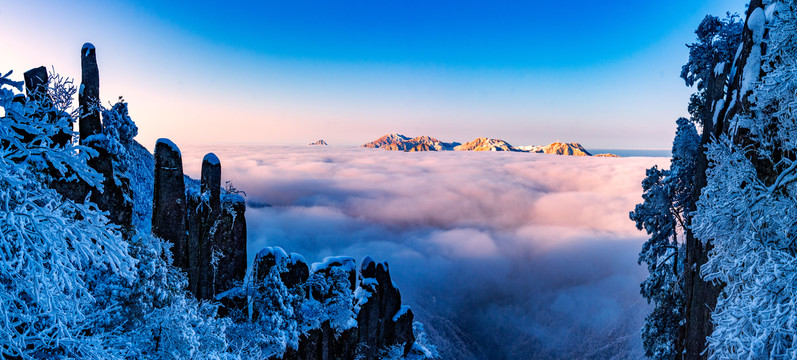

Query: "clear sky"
<box><xmin>1</xmin><ymin>0</ymin><xmax>747</xmax><ymax>149</ymax></box>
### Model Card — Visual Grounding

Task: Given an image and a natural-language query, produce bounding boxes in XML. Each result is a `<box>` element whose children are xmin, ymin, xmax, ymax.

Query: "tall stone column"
<box><xmin>202</xmin><ymin>153</ymin><xmax>221</xmax><ymax>214</ymax></box>
<box><xmin>79</xmin><ymin>43</ymin><xmax>101</xmax><ymax>144</ymax></box>
<box><xmin>153</xmin><ymin>139</ymin><xmax>187</xmax><ymax>269</ymax></box>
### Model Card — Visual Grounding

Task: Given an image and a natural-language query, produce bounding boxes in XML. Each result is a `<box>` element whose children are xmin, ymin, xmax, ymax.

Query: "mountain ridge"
<box><xmin>362</xmin><ymin>133</ymin><xmax>598</xmax><ymax>156</ymax></box>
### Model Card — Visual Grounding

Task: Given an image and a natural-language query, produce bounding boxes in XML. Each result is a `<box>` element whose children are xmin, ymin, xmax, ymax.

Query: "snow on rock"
<box><xmin>393</xmin><ymin>305</ymin><xmax>411</xmax><ymax>322</ymax></box>
<box><xmin>156</xmin><ymin>138</ymin><xmax>181</xmax><ymax>156</ymax></box>
<box><xmin>289</xmin><ymin>253</ymin><xmax>306</xmax><ymax>266</ymax></box>
<box><xmin>714</xmin><ymin>62</ymin><xmax>726</xmax><ymax>76</ymax></box>
<box><xmin>740</xmin><ymin>7</ymin><xmax>766</xmax><ymax>98</ymax></box>
<box><xmin>454</xmin><ymin>137</ymin><xmax>516</xmax><ymax>151</ymax></box>
<box><xmin>312</xmin><ymin>256</ymin><xmax>357</xmax><ymax>273</ymax></box>
<box><xmin>203</xmin><ymin>152</ymin><xmax>220</xmax><ymax>166</ymax></box>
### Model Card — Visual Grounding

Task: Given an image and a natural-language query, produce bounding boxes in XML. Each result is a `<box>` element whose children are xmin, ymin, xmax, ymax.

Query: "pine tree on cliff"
<box><xmin>632</xmin><ymin>117</ymin><xmax>699</xmax><ymax>360</ymax></box>
<box><xmin>678</xmin><ymin>12</ymin><xmax>742</xmax><ymax>360</ymax></box>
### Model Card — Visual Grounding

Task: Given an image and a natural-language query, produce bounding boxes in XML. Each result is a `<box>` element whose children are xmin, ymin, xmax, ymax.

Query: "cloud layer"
<box><xmin>180</xmin><ymin>145</ymin><xmax>665</xmax><ymax>360</ymax></box>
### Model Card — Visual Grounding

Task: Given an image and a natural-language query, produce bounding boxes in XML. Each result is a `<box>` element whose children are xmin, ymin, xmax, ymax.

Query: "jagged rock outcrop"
<box><xmin>252</xmin><ymin>252</ymin><xmax>418</xmax><ymax>360</ymax></box>
<box><xmin>312</xmin><ymin>256</ymin><xmax>357</xmax><ymax>293</ymax></box>
<box><xmin>362</xmin><ymin>133</ymin><xmax>411</xmax><ymax>148</ymax></box>
<box><xmin>356</xmin><ymin>256</ymin><xmax>415</xmax><ymax>360</ymax></box>
<box><xmin>253</xmin><ymin>247</ymin><xmax>310</xmax><ymax>290</ymax></box>
<box><xmin>454</xmin><ymin>137</ymin><xmax>516</xmax><ymax>151</ymax></box>
<box><xmin>309</xmin><ymin>140</ymin><xmax>328</xmax><ymax>146</ymax></box>
<box><xmin>183</xmin><ymin>152</ymin><xmax>247</xmax><ymax>311</ymax></box>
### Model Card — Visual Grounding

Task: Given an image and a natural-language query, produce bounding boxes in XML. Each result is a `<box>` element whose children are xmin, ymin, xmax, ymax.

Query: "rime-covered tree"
<box><xmin>632</xmin><ymin>118</ymin><xmax>700</xmax><ymax>359</ymax></box>
<box><xmin>692</xmin><ymin>1</ymin><xmax>797</xmax><ymax>358</ymax></box>
<box><xmin>681</xmin><ymin>13</ymin><xmax>743</xmax><ymax>127</ymax></box>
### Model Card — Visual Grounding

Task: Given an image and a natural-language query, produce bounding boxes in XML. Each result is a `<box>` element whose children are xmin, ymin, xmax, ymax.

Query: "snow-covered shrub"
<box><xmin>236</xmin><ymin>264</ymin><xmax>300</xmax><ymax>358</ymax></box>
<box><xmin>0</xmin><ymin>71</ymin><xmax>135</xmax><ymax>358</ymax></box>
<box><xmin>302</xmin><ymin>266</ymin><xmax>356</xmax><ymax>334</ymax></box>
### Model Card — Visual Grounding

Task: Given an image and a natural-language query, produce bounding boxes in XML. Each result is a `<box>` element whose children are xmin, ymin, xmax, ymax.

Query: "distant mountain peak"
<box><xmin>539</xmin><ymin>142</ymin><xmax>591</xmax><ymax>156</ymax></box>
<box><xmin>309</xmin><ymin>139</ymin><xmax>328</xmax><ymax>146</ymax></box>
<box><xmin>362</xmin><ymin>133</ymin><xmax>458</xmax><ymax>151</ymax></box>
<box><xmin>454</xmin><ymin>137</ymin><xmax>516</xmax><ymax>152</ymax></box>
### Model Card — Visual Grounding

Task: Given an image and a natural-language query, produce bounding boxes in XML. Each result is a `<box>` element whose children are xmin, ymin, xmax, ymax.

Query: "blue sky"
<box><xmin>1</xmin><ymin>0</ymin><xmax>747</xmax><ymax>149</ymax></box>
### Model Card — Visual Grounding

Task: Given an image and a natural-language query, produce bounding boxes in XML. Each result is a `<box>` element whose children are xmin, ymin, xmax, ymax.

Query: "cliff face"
<box><xmin>681</xmin><ymin>1</ymin><xmax>766</xmax><ymax>359</ymax></box>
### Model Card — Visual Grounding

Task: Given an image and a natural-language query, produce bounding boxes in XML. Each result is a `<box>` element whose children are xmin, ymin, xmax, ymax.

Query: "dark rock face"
<box><xmin>152</xmin><ymin>139</ymin><xmax>187</xmax><ymax>269</ymax></box>
<box><xmin>283</xmin><ymin>254</ymin><xmax>310</xmax><ymax>289</ymax></box>
<box><xmin>23</xmin><ymin>66</ymin><xmax>48</xmax><ymax>99</ymax></box>
<box><xmin>394</xmin><ymin>307</ymin><xmax>415</xmax><ymax>355</ymax></box>
<box><xmin>185</xmin><ymin>190</ymin><xmax>206</xmax><ymax>297</ymax></box>
<box><xmin>356</xmin><ymin>257</ymin><xmax>415</xmax><ymax>359</ymax></box>
<box><xmin>213</xmin><ymin>196</ymin><xmax>247</xmax><ymax>299</ymax></box>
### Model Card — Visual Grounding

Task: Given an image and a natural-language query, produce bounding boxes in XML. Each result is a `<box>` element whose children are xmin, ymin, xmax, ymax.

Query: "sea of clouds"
<box><xmin>179</xmin><ymin>145</ymin><xmax>666</xmax><ymax>360</ymax></box>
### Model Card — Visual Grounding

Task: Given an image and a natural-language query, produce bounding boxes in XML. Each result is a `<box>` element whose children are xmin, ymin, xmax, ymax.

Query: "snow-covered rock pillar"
<box><xmin>152</xmin><ymin>138</ymin><xmax>188</xmax><ymax>269</ymax></box>
<box><xmin>185</xmin><ymin>153</ymin><xmax>247</xmax><ymax>311</ymax></box>
<box><xmin>79</xmin><ymin>43</ymin><xmax>101</xmax><ymax>144</ymax></box>
<box><xmin>201</xmin><ymin>153</ymin><xmax>221</xmax><ymax>215</ymax></box>
<box><xmin>78</xmin><ymin>43</ymin><xmax>133</xmax><ymax>233</ymax></box>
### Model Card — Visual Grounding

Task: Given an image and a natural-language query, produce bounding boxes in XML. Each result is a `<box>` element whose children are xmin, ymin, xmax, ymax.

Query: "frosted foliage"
<box><xmin>694</xmin><ymin>139</ymin><xmax>797</xmax><ymax>359</ymax></box>
<box><xmin>100</xmin><ymin>100</ymin><xmax>138</xmax><ymax>154</ymax></box>
<box><xmin>693</xmin><ymin>2</ymin><xmax>797</xmax><ymax>358</ymax></box>
<box><xmin>0</xmin><ymin>71</ymin><xmax>136</xmax><ymax>358</ymax></box>
<box><xmin>242</xmin><ymin>266</ymin><xmax>300</xmax><ymax>357</ymax></box>
<box><xmin>631</xmin><ymin>118</ymin><xmax>698</xmax><ymax>360</ymax></box>
<box><xmin>738</xmin><ymin>1</ymin><xmax>797</xmax><ymax>154</ymax></box>
<box><xmin>303</xmin><ymin>268</ymin><xmax>356</xmax><ymax>333</ymax></box>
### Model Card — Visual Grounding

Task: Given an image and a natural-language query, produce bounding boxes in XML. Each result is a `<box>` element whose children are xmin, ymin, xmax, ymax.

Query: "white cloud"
<box><xmin>179</xmin><ymin>145</ymin><xmax>666</xmax><ymax>359</ymax></box>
